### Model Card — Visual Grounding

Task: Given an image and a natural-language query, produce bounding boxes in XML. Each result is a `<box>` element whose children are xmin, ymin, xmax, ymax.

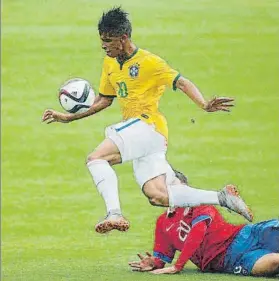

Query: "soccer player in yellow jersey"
<box><xmin>42</xmin><ymin>7</ymin><xmax>252</xmax><ymax>234</ymax></box>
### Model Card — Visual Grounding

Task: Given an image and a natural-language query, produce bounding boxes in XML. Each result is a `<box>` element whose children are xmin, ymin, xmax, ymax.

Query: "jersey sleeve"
<box><xmin>153</xmin><ymin>216</ymin><xmax>176</xmax><ymax>263</ymax></box>
<box><xmin>191</xmin><ymin>206</ymin><xmax>217</xmax><ymax>227</ymax></box>
<box><xmin>174</xmin><ymin>221</ymin><xmax>207</xmax><ymax>271</ymax></box>
<box><xmin>150</xmin><ymin>55</ymin><xmax>180</xmax><ymax>91</ymax></box>
<box><xmin>98</xmin><ymin>58</ymin><xmax>117</xmax><ymax>98</ymax></box>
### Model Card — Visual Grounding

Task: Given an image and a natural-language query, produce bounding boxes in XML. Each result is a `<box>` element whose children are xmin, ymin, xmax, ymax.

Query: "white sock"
<box><xmin>87</xmin><ymin>159</ymin><xmax>121</xmax><ymax>214</ymax></box>
<box><xmin>167</xmin><ymin>184</ymin><xmax>220</xmax><ymax>207</ymax></box>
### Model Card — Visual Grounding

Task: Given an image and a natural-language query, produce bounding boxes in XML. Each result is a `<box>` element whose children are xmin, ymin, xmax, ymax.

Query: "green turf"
<box><xmin>2</xmin><ymin>0</ymin><xmax>279</xmax><ymax>280</ymax></box>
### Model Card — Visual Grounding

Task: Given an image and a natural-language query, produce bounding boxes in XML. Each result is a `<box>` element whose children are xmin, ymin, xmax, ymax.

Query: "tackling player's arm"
<box><xmin>152</xmin><ymin>208</ymin><xmax>215</xmax><ymax>275</ymax></box>
<box><xmin>128</xmin><ymin>216</ymin><xmax>175</xmax><ymax>272</ymax></box>
<box><xmin>174</xmin><ymin>221</ymin><xmax>207</xmax><ymax>271</ymax></box>
<box><xmin>151</xmin><ymin>221</ymin><xmax>208</xmax><ymax>275</ymax></box>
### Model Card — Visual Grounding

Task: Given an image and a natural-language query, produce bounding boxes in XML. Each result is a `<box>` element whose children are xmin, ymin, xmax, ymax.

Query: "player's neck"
<box><xmin>117</xmin><ymin>42</ymin><xmax>137</xmax><ymax>63</ymax></box>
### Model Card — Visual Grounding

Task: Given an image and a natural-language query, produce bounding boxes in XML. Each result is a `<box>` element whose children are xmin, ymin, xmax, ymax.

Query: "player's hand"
<box><xmin>128</xmin><ymin>252</ymin><xmax>155</xmax><ymax>272</ymax></box>
<box><xmin>150</xmin><ymin>265</ymin><xmax>180</xmax><ymax>274</ymax></box>
<box><xmin>42</xmin><ymin>109</ymin><xmax>72</xmax><ymax>124</ymax></box>
<box><xmin>204</xmin><ymin>97</ymin><xmax>234</xmax><ymax>112</ymax></box>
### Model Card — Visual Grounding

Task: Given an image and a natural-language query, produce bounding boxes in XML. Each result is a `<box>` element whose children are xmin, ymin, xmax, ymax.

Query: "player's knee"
<box><xmin>148</xmin><ymin>197</ymin><xmax>161</xmax><ymax>206</ymax></box>
<box><xmin>252</xmin><ymin>254</ymin><xmax>279</xmax><ymax>276</ymax></box>
<box><xmin>269</xmin><ymin>256</ymin><xmax>279</xmax><ymax>273</ymax></box>
<box><xmin>148</xmin><ymin>194</ymin><xmax>168</xmax><ymax>207</ymax></box>
<box><xmin>148</xmin><ymin>197</ymin><xmax>157</xmax><ymax>206</ymax></box>
<box><xmin>261</xmin><ymin>259</ymin><xmax>279</xmax><ymax>276</ymax></box>
<box><xmin>143</xmin><ymin>175</ymin><xmax>169</xmax><ymax>206</ymax></box>
<box><xmin>86</xmin><ymin>153</ymin><xmax>102</xmax><ymax>164</ymax></box>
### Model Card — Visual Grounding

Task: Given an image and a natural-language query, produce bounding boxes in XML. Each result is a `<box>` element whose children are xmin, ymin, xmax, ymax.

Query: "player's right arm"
<box><xmin>129</xmin><ymin>216</ymin><xmax>176</xmax><ymax>272</ymax></box>
<box><xmin>42</xmin><ymin>58</ymin><xmax>116</xmax><ymax>124</ymax></box>
<box><xmin>42</xmin><ymin>95</ymin><xmax>114</xmax><ymax>123</ymax></box>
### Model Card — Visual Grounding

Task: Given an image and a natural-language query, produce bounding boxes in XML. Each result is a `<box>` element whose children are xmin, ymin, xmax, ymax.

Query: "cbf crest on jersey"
<box><xmin>129</xmin><ymin>63</ymin><xmax>140</xmax><ymax>78</ymax></box>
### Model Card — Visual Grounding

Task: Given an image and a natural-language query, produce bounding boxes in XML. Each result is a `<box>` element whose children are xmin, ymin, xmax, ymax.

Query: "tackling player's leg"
<box><xmin>251</xmin><ymin>253</ymin><xmax>279</xmax><ymax>277</ymax></box>
<box><xmin>171</xmin><ymin>168</ymin><xmax>188</xmax><ymax>185</ymax></box>
<box><xmin>86</xmin><ymin>138</ymin><xmax>129</xmax><ymax>234</ymax></box>
<box><xmin>224</xmin><ymin>219</ymin><xmax>279</xmax><ymax>276</ymax></box>
<box><xmin>251</xmin><ymin>219</ymin><xmax>279</xmax><ymax>276</ymax></box>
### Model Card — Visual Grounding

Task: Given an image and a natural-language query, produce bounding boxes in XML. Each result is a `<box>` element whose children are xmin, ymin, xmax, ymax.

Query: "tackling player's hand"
<box><xmin>42</xmin><ymin>109</ymin><xmax>72</xmax><ymax>124</ymax></box>
<box><xmin>150</xmin><ymin>265</ymin><xmax>180</xmax><ymax>274</ymax></box>
<box><xmin>204</xmin><ymin>97</ymin><xmax>234</xmax><ymax>112</ymax></box>
<box><xmin>128</xmin><ymin>252</ymin><xmax>156</xmax><ymax>272</ymax></box>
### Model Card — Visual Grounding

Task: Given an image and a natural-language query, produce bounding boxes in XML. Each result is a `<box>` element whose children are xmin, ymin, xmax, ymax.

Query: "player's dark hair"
<box><xmin>98</xmin><ymin>6</ymin><xmax>132</xmax><ymax>38</ymax></box>
<box><xmin>172</xmin><ymin>168</ymin><xmax>188</xmax><ymax>185</ymax></box>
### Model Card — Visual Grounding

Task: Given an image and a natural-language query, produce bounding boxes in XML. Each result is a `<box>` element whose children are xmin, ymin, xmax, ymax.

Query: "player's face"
<box><xmin>100</xmin><ymin>34</ymin><xmax>126</xmax><ymax>58</ymax></box>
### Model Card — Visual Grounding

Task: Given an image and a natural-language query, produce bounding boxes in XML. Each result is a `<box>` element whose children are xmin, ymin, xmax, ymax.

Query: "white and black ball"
<box><xmin>59</xmin><ymin>78</ymin><xmax>95</xmax><ymax>113</ymax></box>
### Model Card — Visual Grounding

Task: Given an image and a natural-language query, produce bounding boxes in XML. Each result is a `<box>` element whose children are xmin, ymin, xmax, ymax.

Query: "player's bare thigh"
<box><xmin>87</xmin><ymin>138</ymin><xmax>122</xmax><ymax>165</ymax></box>
<box><xmin>142</xmin><ymin>175</ymin><xmax>169</xmax><ymax>207</ymax></box>
<box><xmin>251</xmin><ymin>253</ymin><xmax>279</xmax><ymax>277</ymax></box>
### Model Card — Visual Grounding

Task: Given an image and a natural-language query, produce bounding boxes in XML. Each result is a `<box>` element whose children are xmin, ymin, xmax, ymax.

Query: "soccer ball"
<box><xmin>59</xmin><ymin>78</ymin><xmax>95</xmax><ymax>113</ymax></box>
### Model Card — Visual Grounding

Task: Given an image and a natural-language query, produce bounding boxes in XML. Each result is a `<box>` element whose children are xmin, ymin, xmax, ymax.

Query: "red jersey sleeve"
<box><xmin>175</xmin><ymin>221</ymin><xmax>207</xmax><ymax>271</ymax></box>
<box><xmin>191</xmin><ymin>206</ymin><xmax>217</xmax><ymax>227</ymax></box>
<box><xmin>153</xmin><ymin>215</ymin><xmax>176</xmax><ymax>263</ymax></box>
<box><xmin>174</xmin><ymin>207</ymin><xmax>217</xmax><ymax>270</ymax></box>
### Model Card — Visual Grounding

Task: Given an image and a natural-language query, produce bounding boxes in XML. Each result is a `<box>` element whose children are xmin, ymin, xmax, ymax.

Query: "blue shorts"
<box><xmin>224</xmin><ymin>219</ymin><xmax>279</xmax><ymax>276</ymax></box>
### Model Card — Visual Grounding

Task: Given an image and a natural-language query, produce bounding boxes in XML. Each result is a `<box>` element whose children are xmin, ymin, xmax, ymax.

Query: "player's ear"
<box><xmin>120</xmin><ymin>34</ymin><xmax>128</xmax><ymax>43</ymax></box>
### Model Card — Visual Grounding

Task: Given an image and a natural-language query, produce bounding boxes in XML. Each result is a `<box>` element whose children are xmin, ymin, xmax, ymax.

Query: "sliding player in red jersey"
<box><xmin>129</xmin><ymin>172</ymin><xmax>279</xmax><ymax>277</ymax></box>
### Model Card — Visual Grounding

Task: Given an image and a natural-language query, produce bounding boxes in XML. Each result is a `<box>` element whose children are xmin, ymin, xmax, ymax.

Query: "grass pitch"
<box><xmin>2</xmin><ymin>0</ymin><xmax>279</xmax><ymax>280</ymax></box>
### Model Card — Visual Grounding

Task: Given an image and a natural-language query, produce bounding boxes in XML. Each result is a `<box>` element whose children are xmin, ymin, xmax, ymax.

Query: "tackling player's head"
<box><xmin>98</xmin><ymin>7</ymin><xmax>132</xmax><ymax>58</ymax></box>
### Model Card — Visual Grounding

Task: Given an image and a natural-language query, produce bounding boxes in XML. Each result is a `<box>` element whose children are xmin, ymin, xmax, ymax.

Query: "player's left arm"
<box><xmin>174</xmin><ymin>220</ymin><xmax>207</xmax><ymax>271</ymax></box>
<box><xmin>151</xmin><ymin>221</ymin><xmax>208</xmax><ymax>274</ymax></box>
<box><xmin>175</xmin><ymin>75</ymin><xmax>234</xmax><ymax>112</ymax></box>
<box><xmin>152</xmin><ymin>55</ymin><xmax>233</xmax><ymax>112</ymax></box>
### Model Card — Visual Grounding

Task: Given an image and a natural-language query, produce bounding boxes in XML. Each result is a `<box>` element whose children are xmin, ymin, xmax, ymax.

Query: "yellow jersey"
<box><xmin>99</xmin><ymin>48</ymin><xmax>180</xmax><ymax>140</ymax></box>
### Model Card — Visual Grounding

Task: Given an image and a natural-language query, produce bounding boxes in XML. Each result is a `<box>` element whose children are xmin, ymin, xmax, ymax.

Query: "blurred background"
<box><xmin>2</xmin><ymin>0</ymin><xmax>279</xmax><ymax>280</ymax></box>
